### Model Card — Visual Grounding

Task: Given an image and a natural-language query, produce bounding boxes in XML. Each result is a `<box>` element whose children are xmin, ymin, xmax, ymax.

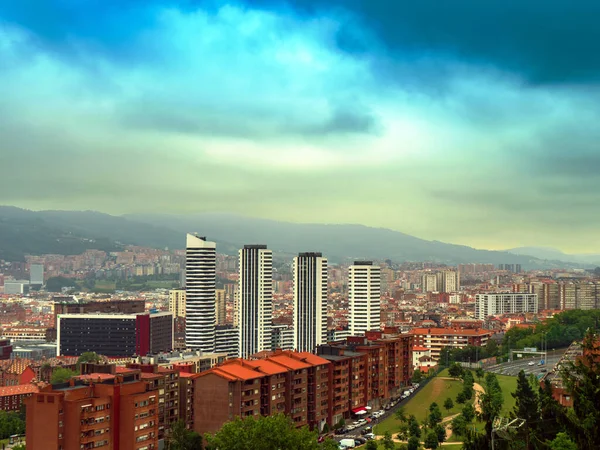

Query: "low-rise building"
<box><xmin>409</xmin><ymin>327</ymin><xmax>494</xmax><ymax>361</ymax></box>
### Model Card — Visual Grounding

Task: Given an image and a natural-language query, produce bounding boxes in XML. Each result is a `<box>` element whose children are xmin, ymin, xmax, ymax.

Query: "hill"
<box><xmin>507</xmin><ymin>246</ymin><xmax>600</xmax><ymax>266</ymax></box>
<box><xmin>0</xmin><ymin>206</ymin><xmax>586</xmax><ymax>268</ymax></box>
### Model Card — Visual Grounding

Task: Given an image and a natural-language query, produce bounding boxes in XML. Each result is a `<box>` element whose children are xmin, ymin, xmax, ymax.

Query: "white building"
<box><xmin>185</xmin><ymin>234</ymin><xmax>216</xmax><ymax>352</ymax></box>
<box><xmin>238</xmin><ymin>245</ymin><xmax>273</xmax><ymax>358</ymax></box>
<box><xmin>293</xmin><ymin>252</ymin><xmax>328</xmax><ymax>352</ymax></box>
<box><xmin>169</xmin><ymin>289</ymin><xmax>186</xmax><ymax>318</ymax></box>
<box><xmin>348</xmin><ymin>261</ymin><xmax>381</xmax><ymax>336</ymax></box>
<box><xmin>421</xmin><ymin>274</ymin><xmax>437</xmax><ymax>292</ymax></box>
<box><xmin>3</xmin><ymin>280</ymin><xmax>29</xmax><ymax>295</ymax></box>
<box><xmin>30</xmin><ymin>264</ymin><xmax>44</xmax><ymax>286</ymax></box>
<box><xmin>271</xmin><ymin>324</ymin><xmax>294</xmax><ymax>351</ymax></box>
<box><xmin>475</xmin><ymin>293</ymin><xmax>539</xmax><ymax>320</ymax></box>
<box><xmin>215</xmin><ymin>325</ymin><xmax>239</xmax><ymax>358</ymax></box>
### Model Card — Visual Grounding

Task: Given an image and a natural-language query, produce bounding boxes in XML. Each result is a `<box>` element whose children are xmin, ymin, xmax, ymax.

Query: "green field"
<box><xmin>496</xmin><ymin>374</ymin><xmax>518</xmax><ymax>414</ymax></box>
<box><xmin>374</xmin><ymin>378</ymin><xmax>465</xmax><ymax>435</ymax></box>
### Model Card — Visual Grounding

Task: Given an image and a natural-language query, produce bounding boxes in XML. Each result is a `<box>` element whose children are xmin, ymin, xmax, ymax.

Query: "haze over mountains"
<box><xmin>0</xmin><ymin>206</ymin><xmax>592</xmax><ymax>268</ymax></box>
<box><xmin>507</xmin><ymin>247</ymin><xmax>600</xmax><ymax>266</ymax></box>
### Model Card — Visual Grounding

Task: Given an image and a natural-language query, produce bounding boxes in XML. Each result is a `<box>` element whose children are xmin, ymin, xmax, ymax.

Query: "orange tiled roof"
<box><xmin>214</xmin><ymin>361</ymin><xmax>264</xmax><ymax>381</ymax></box>
<box><xmin>413</xmin><ymin>346</ymin><xmax>430</xmax><ymax>352</ymax></box>
<box><xmin>242</xmin><ymin>359</ymin><xmax>287</xmax><ymax>376</ymax></box>
<box><xmin>289</xmin><ymin>352</ymin><xmax>331</xmax><ymax>367</ymax></box>
<box><xmin>267</xmin><ymin>354</ymin><xmax>310</xmax><ymax>370</ymax></box>
<box><xmin>0</xmin><ymin>384</ymin><xmax>40</xmax><ymax>396</ymax></box>
<box><xmin>76</xmin><ymin>373</ymin><xmax>115</xmax><ymax>381</ymax></box>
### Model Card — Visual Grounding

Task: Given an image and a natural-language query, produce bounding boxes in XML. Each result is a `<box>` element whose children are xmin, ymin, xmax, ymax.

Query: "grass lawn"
<box><xmin>374</xmin><ymin>377</ymin><xmax>465</xmax><ymax>435</ymax></box>
<box><xmin>495</xmin><ymin>374</ymin><xmax>518</xmax><ymax>414</ymax></box>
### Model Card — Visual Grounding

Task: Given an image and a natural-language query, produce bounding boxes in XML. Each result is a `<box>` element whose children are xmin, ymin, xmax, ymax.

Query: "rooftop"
<box><xmin>0</xmin><ymin>384</ymin><xmax>40</xmax><ymax>396</ymax></box>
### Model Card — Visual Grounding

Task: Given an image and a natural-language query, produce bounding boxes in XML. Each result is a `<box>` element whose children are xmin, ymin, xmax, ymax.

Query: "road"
<box><xmin>485</xmin><ymin>348</ymin><xmax>567</xmax><ymax>377</ymax></box>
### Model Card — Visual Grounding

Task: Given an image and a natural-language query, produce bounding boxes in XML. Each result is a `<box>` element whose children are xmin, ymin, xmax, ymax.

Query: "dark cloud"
<box><xmin>243</xmin><ymin>0</ymin><xmax>600</xmax><ymax>84</ymax></box>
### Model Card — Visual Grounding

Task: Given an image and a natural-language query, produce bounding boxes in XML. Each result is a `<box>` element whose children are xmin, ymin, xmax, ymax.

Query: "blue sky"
<box><xmin>1</xmin><ymin>1</ymin><xmax>599</xmax><ymax>252</ymax></box>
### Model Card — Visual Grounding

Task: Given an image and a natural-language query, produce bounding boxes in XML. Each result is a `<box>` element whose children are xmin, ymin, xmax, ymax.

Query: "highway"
<box><xmin>485</xmin><ymin>348</ymin><xmax>567</xmax><ymax>377</ymax></box>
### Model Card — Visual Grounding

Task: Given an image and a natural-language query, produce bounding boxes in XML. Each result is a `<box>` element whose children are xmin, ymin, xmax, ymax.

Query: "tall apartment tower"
<box><xmin>215</xmin><ymin>289</ymin><xmax>227</xmax><ymax>325</ymax></box>
<box><xmin>238</xmin><ymin>245</ymin><xmax>273</xmax><ymax>358</ymax></box>
<box><xmin>349</xmin><ymin>261</ymin><xmax>381</xmax><ymax>335</ymax></box>
<box><xmin>293</xmin><ymin>252</ymin><xmax>328</xmax><ymax>352</ymax></box>
<box><xmin>169</xmin><ymin>289</ymin><xmax>187</xmax><ymax>318</ymax></box>
<box><xmin>185</xmin><ymin>234</ymin><xmax>217</xmax><ymax>352</ymax></box>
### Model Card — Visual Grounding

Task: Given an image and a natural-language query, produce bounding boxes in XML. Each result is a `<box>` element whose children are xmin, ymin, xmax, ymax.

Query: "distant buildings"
<box><xmin>215</xmin><ymin>289</ymin><xmax>226</xmax><ymax>326</ymax></box>
<box><xmin>215</xmin><ymin>325</ymin><xmax>239</xmax><ymax>358</ymax></box>
<box><xmin>293</xmin><ymin>252</ymin><xmax>328</xmax><ymax>352</ymax></box>
<box><xmin>238</xmin><ymin>245</ymin><xmax>273</xmax><ymax>358</ymax></box>
<box><xmin>169</xmin><ymin>289</ymin><xmax>186</xmax><ymax>318</ymax></box>
<box><xmin>271</xmin><ymin>324</ymin><xmax>294</xmax><ymax>351</ymax></box>
<box><xmin>57</xmin><ymin>312</ymin><xmax>173</xmax><ymax>357</ymax></box>
<box><xmin>29</xmin><ymin>264</ymin><xmax>44</xmax><ymax>287</ymax></box>
<box><xmin>475</xmin><ymin>293</ymin><xmax>538</xmax><ymax>320</ymax></box>
<box><xmin>3</xmin><ymin>280</ymin><xmax>29</xmax><ymax>295</ymax></box>
<box><xmin>185</xmin><ymin>234</ymin><xmax>217</xmax><ymax>352</ymax></box>
<box><xmin>349</xmin><ymin>261</ymin><xmax>381</xmax><ymax>336</ymax></box>
<box><xmin>421</xmin><ymin>270</ymin><xmax>459</xmax><ymax>293</ymax></box>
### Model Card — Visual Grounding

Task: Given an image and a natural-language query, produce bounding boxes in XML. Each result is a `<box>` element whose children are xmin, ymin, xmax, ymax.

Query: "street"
<box><xmin>485</xmin><ymin>348</ymin><xmax>567</xmax><ymax>377</ymax></box>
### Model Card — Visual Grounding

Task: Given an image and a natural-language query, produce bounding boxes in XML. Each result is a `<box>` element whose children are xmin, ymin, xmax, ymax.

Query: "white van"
<box><xmin>340</xmin><ymin>438</ymin><xmax>356</xmax><ymax>448</ymax></box>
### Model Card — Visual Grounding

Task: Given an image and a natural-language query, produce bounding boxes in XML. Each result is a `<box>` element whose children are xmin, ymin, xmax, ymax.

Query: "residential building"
<box><xmin>30</xmin><ymin>264</ymin><xmax>44</xmax><ymax>286</ymax></box>
<box><xmin>215</xmin><ymin>289</ymin><xmax>226</xmax><ymax>326</ymax></box>
<box><xmin>185</xmin><ymin>234</ymin><xmax>217</xmax><ymax>352</ymax></box>
<box><xmin>271</xmin><ymin>324</ymin><xmax>294</xmax><ymax>351</ymax></box>
<box><xmin>475</xmin><ymin>293</ymin><xmax>538</xmax><ymax>319</ymax></box>
<box><xmin>57</xmin><ymin>312</ymin><xmax>173</xmax><ymax>357</ymax></box>
<box><xmin>3</xmin><ymin>280</ymin><xmax>29</xmax><ymax>295</ymax></box>
<box><xmin>293</xmin><ymin>253</ymin><xmax>328</xmax><ymax>353</ymax></box>
<box><xmin>0</xmin><ymin>339</ymin><xmax>12</xmax><ymax>360</ymax></box>
<box><xmin>0</xmin><ymin>384</ymin><xmax>39</xmax><ymax>412</ymax></box>
<box><xmin>421</xmin><ymin>274</ymin><xmax>437</xmax><ymax>292</ymax></box>
<box><xmin>53</xmin><ymin>299</ymin><xmax>146</xmax><ymax>326</ymax></box>
<box><xmin>409</xmin><ymin>327</ymin><xmax>494</xmax><ymax>360</ymax></box>
<box><xmin>1</xmin><ymin>327</ymin><xmax>48</xmax><ymax>343</ymax></box>
<box><xmin>348</xmin><ymin>262</ymin><xmax>381</xmax><ymax>336</ymax></box>
<box><xmin>238</xmin><ymin>245</ymin><xmax>273</xmax><ymax>358</ymax></box>
<box><xmin>169</xmin><ymin>289</ymin><xmax>187</xmax><ymax>318</ymax></box>
<box><xmin>215</xmin><ymin>325</ymin><xmax>239</xmax><ymax>358</ymax></box>
<box><xmin>25</xmin><ymin>368</ymin><xmax>160</xmax><ymax>450</ymax></box>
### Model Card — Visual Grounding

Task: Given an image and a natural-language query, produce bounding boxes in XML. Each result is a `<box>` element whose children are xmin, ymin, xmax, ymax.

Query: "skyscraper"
<box><xmin>30</xmin><ymin>264</ymin><xmax>44</xmax><ymax>287</ymax></box>
<box><xmin>215</xmin><ymin>289</ymin><xmax>226</xmax><ymax>325</ymax></box>
<box><xmin>238</xmin><ymin>245</ymin><xmax>273</xmax><ymax>358</ymax></box>
<box><xmin>185</xmin><ymin>234</ymin><xmax>216</xmax><ymax>352</ymax></box>
<box><xmin>349</xmin><ymin>261</ymin><xmax>381</xmax><ymax>335</ymax></box>
<box><xmin>293</xmin><ymin>252</ymin><xmax>328</xmax><ymax>352</ymax></box>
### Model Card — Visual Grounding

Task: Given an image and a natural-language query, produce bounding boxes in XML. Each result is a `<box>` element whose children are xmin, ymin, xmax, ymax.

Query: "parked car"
<box><xmin>354</xmin><ymin>437</ymin><xmax>367</xmax><ymax>445</ymax></box>
<box><xmin>365</xmin><ymin>433</ymin><xmax>376</xmax><ymax>440</ymax></box>
<box><xmin>528</xmin><ymin>361</ymin><xmax>535</xmax><ymax>366</ymax></box>
<box><xmin>340</xmin><ymin>438</ymin><xmax>356</xmax><ymax>448</ymax></box>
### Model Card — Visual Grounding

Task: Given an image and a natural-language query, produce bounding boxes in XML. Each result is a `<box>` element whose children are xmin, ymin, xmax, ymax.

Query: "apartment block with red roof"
<box><xmin>0</xmin><ymin>384</ymin><xmax>39</xmax><ymax>412</ymax></box>
<box><xmin>409</xmin><ymin>327</ymin><xmax>494</xmax><ymax>360</ymax></box>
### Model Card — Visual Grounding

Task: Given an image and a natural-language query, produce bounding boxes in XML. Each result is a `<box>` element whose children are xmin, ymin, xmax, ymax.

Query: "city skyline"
<box><xmin>1</xmin><ymin>1</ymin><xmax>600</xmax><ymax>253</ymax></box>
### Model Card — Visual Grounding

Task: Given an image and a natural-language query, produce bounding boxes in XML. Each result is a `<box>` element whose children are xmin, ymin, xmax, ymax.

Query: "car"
<box><xmin>355</xmin><ymin>437</ymin><xmax>367</xmax><ymax>445</ymax></box>
<box><xmin>365</xmin><ymin>433</ymin><xmax>376</xmax><ymax>440</ymax></box>
<box><xmin>528</xmin><ymin>362</ymin><xmax>535</xmax><ymax>366</ymax></box>
<box><xmin>358</xmin><ymin>419</ymin><xmax>367</xmax><ymax>426</ymax></box>
<box><xmin>540</xmin><ymin>368</ymin><xmax>547</xmax><ymax>373</ymax></box>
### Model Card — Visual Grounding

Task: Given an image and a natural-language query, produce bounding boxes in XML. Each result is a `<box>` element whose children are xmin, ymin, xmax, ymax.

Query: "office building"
<box><xmin>53</xmin><ymin>299</ymin><xmax>145</xmax><ymax>327</ymax></box>
<box><xmin>348</xmin><ymin>261</ymin><xmax>381</xmax><ymax>335</ymax></box>
<box><xmin>475</xmin><ymin>293</ymin><xmax>539</xmax><ymax>320</ymax></box>
<box><xmin>215</xmin><ymin>289</ymin><xmax>226</xmax><ymax>326</ymax></box>
<box><xmin>238</xmin><ymin>245</ymin><xmax>273</xmax><ymax>358</ymax></box>
<box><xmin>293</xmin><ymin>252</ymin><xmax>328</xmax><ymax>352</ymax></box>
<box><xmin>169</xmin><ymin>289</ymin><xmax>187</xmax><ymax>318</ymax></box>
<box><xmin>3</xmin><ymin>280</ymin><xmax>29</xmax><ymax>295</ymax></box>
<box><xmin>57</xmin><ymin>312</ymin><xmax>173</xmax><ymax>357</ymax></box>
<box><xmin>29</xmin><ymin>264</ymin><xmax>44</xmax><ymax>287</ymax></box>
<box><xmin>185</xmin><ymin>234</ymin><xmax>217</xmax><ymax>352</ymax></box>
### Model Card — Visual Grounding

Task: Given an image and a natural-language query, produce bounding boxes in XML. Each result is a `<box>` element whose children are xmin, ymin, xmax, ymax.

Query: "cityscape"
<box><xmin>2</xmin><ymin>0</ymin><xmax>600</xmax><ymax>450</ymax></box>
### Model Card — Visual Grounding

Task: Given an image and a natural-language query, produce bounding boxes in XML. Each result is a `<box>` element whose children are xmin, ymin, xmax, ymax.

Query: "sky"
<box><xmin>1</xmin><ymin>1</ymin><xmax>600</xmax><ymax>253</ymax></box>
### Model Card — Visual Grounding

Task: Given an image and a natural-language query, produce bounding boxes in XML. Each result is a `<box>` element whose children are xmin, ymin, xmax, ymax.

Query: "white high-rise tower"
<box><xmin>349</xmin><ymin>261</ymin><xmax>381</xmax><ymax>335</ymax></box>
<box><xmin>238</xmin><ymin>245</ymin><xmax>273</xmax><ymax>358</ymax></box>
<box><xmin>185</xmin><ymin>234</ymin><xmax>216</xmax><ymax>352</ymax></box>
<box><xmin>293</xmin><ymin>252</ymin><xmax>328</xmax><ymax>352</ymax></box>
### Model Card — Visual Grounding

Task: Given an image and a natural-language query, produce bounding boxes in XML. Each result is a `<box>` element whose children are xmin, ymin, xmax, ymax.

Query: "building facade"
<box><xmin>185</xmin><ymin>234</ymin><xmax>217</xmax><ymax>352</ymax></box>
<box><xmin>349</xmin><ymin>262</ymin><xmax>381</xmax><ymax>336</ymax></box>
<box><xmin>215</xmin><ymin>289</ymin><xmax>226</xmax><ymax>326</ymax></box>
<box><xmin>410</xmin><ymin>327</ymin><xmax>494</xmax><ymax>360</ymax></box>
<box><xmin>475</xmin><ymin>293</ymin><xmax>539</xmax><ymax>319</ymax></box>
<box><xmin>168</xmin><ymin>289</ymin><xmax>187</xmax><ymax>318</ymax></box>
<box><xmin>238</xmin><ymin>245</ymin><xmax>273</xmax><ymax>358</ymax></box>
<box><xmin>293</xmin><ymin>253</ymin><xmax>328</xmax><ymax>353</ymax></box>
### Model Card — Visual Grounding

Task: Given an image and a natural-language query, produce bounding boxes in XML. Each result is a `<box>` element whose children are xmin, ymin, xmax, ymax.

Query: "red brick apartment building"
<box><xmin>0</xmin><ymin>384</ymin><xmax>39</xmax><ymax>412</ymax></box>
<box><xmin>409</xmin><ymin>327</ymin><xmax>493</xmax><ymax>360</ymax></box>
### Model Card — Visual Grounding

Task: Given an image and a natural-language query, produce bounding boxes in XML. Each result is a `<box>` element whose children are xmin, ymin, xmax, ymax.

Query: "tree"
<box><xmin>77</xmin><ymin>352</ymin><xmax>101</xmax><ymax>369</ymax></box>
<box><xmin>461</xmin><ymin>385</ymin><xmax>473</xmax><ymax>401</ymax></box>
<box><xmin>426</xmin><ymin>403</ymin><xmax>442</xmax><ymax>428</ymax></box>
<box><xmin>412</xmin><ymin>369</ymin><xmax>424</xmax><ymax>384</ymax></box>
<box><xmin>205</xmin><ymin>414</ymin><xmax>322</xmax><ymax>450</ymax></box>
<box><xmin>334</xmin><ymin>418</ymin><xmax>345</xmax><ymax>429</ymax></box>
<box><xmin>434</xmin><ymin>424</ymin><xmax>446</xmax><ymax>444</ymax></box>
<box><xmin>549</xmin><ymin>432</ymin><xmax>578</xmax><ymax>450</ymax></box>
<box><xmin>443</xmin><ymin>398</ymin><xmax>453</xmax><ymax>413</ymax></box>
<box><xmin>321</xmin><ymin>424</ymin><xmax>329</xmax><ymax>434</ymax></box>
<box><xmin>512</xmin><ymin>370</ymin><xmax>539</xmax><ymax>447</ymax></box>
<box><xmin>395</xmin><ymin>406</ymin><xmax>407</xmax><ymax>423</ymax></box>
<box><xmin>561</xmin><ymin>330</ymin><xmax>600</xmax><ymax>449</ymax></box>
<box><xmin>478</xmin><ymin>372</ymin><xmax>504</xmax><ymax>445</ymax></box>
<box><xmin>407</xmin><ymin>436</ymin><xmax>420</xmax><ymax>450</ymax></box>
<box><xmin>456</xmin><ymin>391</ymin><xmax>467</xmax><ymax>404</ymax></box>
<box><xmin>50</xmin><ymin>367</ymin><xmax>77</xmax><ymax>384</ymax></box>
<box><xmin>451</xmin><ymin>415</ymin><xmax>468</xmax><ymax>437</ymax></box>
<box><xmin>0</xmin><ymin>411</ymin><xmax>25</xmax><ymax>440</ymax></box>
<box><xmin>46</xmin><ymin>276</ymin><xmax>77</xmax><ymax>292</ymax></box>
<box><xmin>408</xmin><ymin>415</ymin><xmax>421</xmax><ymax>438</ymax></box>
<box><xmin>12</xmin><ymin>446</ymin><xmax>25</xmax><ymax>450</ymax></box>
<box><xmin>320</xmin><ymin>439</ymin><xmax>340</xmax><ymax>450</ymax></box>
<box><xmin>424</xmin><ymin>430</ymin><xmax>439</xmax><ymax>449</ymax></box>
<box><xmin>475</xmin><ymin>367</ymin><xmax>484</xmax><ymax>383</ymax></box>
<box><xmin>485</xmin><ymin>339</ymin><xmax>498</xmax><ymax>357</ymax></box>
<box><xmin>448</xmin><ymin>363</ymin><xmax>463</xmax><ymax>378</ymax></box>
<box><xmin>397</xmin><ymin>422</ymin><xmax>410</xmax><ymax>440</ymax></box>
<box><xmin>166</xmin><ymin>420</ymin><xmax>202</xmax><ymax>450</ymax></box>
<box><xmin>461</xmin><ymin>403</ymin><xmax>475</xmax><ymax>423</ymax></box>
<box><xmin>382</xmin><ymin>431</ymin><xmax>395</xmax><ymax>450</ymax></box>
<box><xmin>366</xmin><ymin>440</ymin><xmax>379</xmax><ymax>450</ymax></box>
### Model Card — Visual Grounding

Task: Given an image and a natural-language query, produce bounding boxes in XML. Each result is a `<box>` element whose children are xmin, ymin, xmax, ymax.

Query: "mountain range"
<box><xmin>0</xmin><ymin>206</ymin><xmax>591</xmax><ymax>268</ymax></box>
